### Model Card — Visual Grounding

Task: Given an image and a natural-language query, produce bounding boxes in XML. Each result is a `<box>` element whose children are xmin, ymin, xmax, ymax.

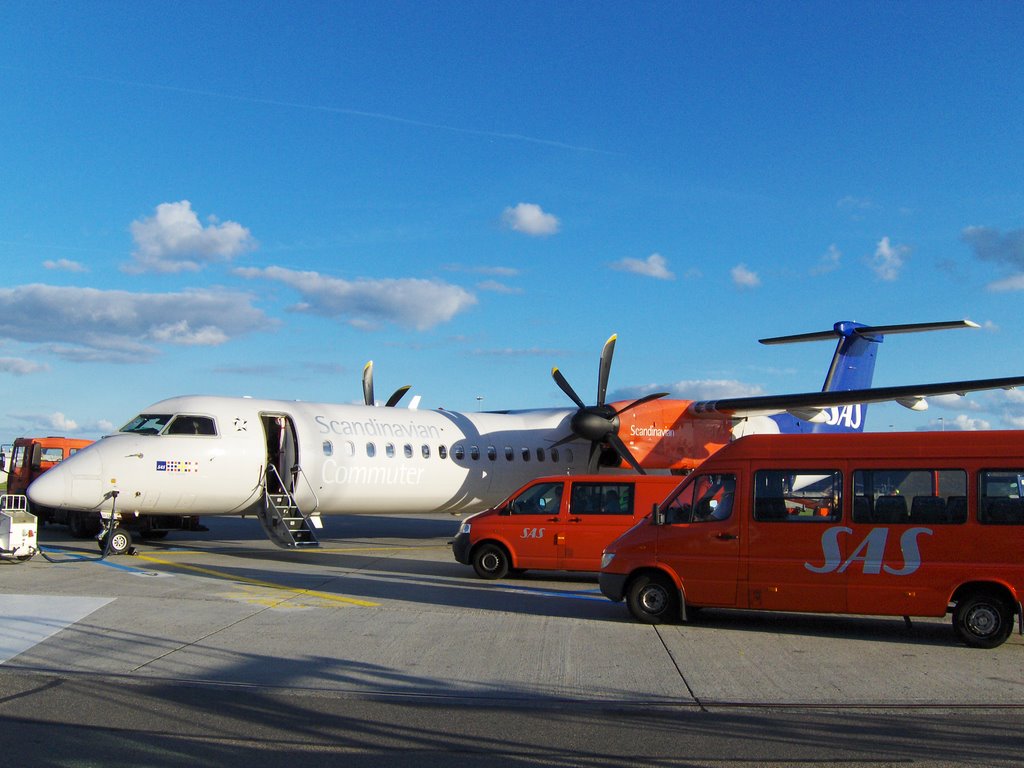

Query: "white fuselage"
<box><xmin>28</xmin><ymin>395</ymin><xmax>591</xmax><ymax>518</ymax></box>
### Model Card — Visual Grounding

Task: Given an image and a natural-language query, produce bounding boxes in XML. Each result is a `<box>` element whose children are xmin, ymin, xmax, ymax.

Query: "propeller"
<box><xmin>362</xmin><ymin>361</ymin><xmax>411</xmax><ymax>407</ymax></box>
<box><xmin>550</xmin><ymin>334</ymin><xmax>668</xmax><ymax>474</ymax></box>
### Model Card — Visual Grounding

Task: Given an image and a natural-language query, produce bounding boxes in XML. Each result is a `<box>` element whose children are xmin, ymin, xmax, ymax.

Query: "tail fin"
<box><xmin>760</xmin><ymin>319</ymin><xmax>979</xmax><ymax>433</ymax></box>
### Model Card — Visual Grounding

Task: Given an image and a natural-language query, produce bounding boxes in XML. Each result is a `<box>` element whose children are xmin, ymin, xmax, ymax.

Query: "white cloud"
<box><xmin>987</xmin><ymin>274</ymin><xmax>1024</xmax><ymax>292</ymax></box>
<box><xmin>919</xmin><ymin>414</ymin><xmax>991</xmax><ymax>431</ymax></box>
<box><xmin>0</xmin><ymin>284</ymin><xmax>269</xmax><ymax>363</ymax></box>
<box><xmin>610</xmin><ymin>253</ymin><xmax>675</xmax><ymax>280</ymax></box>
<box><xmin>500</xmin><ymin>203</ymin><xmax>560</xmax><ymax>236</ymax></box>
<box><xmin>811</xmin><ymin>244</ymin><xmax>842</xmax><ymax>275</ymax></box>
<box><xmin>731</xmin><ymin>264</ymin><xmax>760</xmax><ymax>289</ymax></box>
<box><xmin>125</xmin><ymin>200</ymin><xmax>257</xmax><ymax>273</ymax></box>
<box><xmin>234</xmin><ymin>266</ymin><xmax>477</xmax><ymax>331</ymax></box>
<box><xmin>47</xmin><ymin>411</ymin><xmax>79</xmax><ymax>432</ymax></box>
<box><xmin>868</xmin><ymin>236</ymin><xmax>907</xmax><ymax>281</ymax></box>
<box><xmin>476</xmin><ymin>280</ymin><xmax>522</xmax><ymax>294</ymax></box>
<box><xmin>612</xmin><ymin>379</ymin><xmax>765</xmax><ymax>401</ymax></box>
<box><xmin>0</xmin><ymin>357</ymin><xmax>49</xmax><ymax>375</ymax></box>
<box><xmin>43</xmin><ymin>258</ymin><xmax>88</xmax><ymax>273</ymax></box>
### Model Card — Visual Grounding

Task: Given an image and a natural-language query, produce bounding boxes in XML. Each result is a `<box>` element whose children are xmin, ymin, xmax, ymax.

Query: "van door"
<box><xmin>746</xmin><ymin>468</ymin><xmax>846</xmax><ymax>612</ymax></box>
<box><xmin>658</xmin><ymin>471</ymin><xmax>741</xmax><ymax>607</ymax></box>
<box><xmin>561</xmin><ymin>480</ymin><xmax>639</xmax><ymax>571</ymax></box>
<box><xmin>504</xmin><ymin>480</ymin><xmax>566</xmax><ymax>569</ymax></box>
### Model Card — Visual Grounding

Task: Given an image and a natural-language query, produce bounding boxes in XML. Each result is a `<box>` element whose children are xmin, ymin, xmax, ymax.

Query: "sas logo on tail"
<box><xmin>823</xmin><ymin>405</ymin><xmax>862</xmax><ymax>429</ymax></box>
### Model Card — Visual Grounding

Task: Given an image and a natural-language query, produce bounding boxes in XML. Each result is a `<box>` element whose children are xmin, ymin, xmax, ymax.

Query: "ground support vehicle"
<box><xmin>599</xmin><ymin>431</ymin><xmax>1024</xmax><ymax>648</ymax></box>
<box><xmin>0</xmin><ymin>494</ymin><xmax>37</xmax><ymax>562</ymax></box>
<box><xmin>453</xmin><ymin>474</ymin><xmax>679</xmax><ymax>579</ymax></box>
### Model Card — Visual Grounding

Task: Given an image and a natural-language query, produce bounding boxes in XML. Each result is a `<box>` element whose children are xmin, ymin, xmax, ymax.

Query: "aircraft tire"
<box><xmin>626</xmin><ymin>572</ymin><xmax>679</xmax><ymax>625</ymax></box>
<box><xmin>99</xmin><ymin>527</ymin><xmax>134</xmax><ymax>557</ymax></box>
<box><xmin>953</xmin><ymin>590</ymin><xmax>1015</xmax><ymax>649</ymax></box>
<box><xmin>472</xmin><ymin>543</ymin><xmax>510</xmax><ymax>580</ymax></box>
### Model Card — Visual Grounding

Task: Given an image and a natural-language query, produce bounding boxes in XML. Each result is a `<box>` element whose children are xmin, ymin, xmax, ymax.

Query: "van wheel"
<box><xmin>472</xmin><ymin>543</ymin><xmax>510</xmax><ymax>580</ymax></box>
<box><xmin>953</xmin><ymin>591</ymin><xmax>1014</xmax><ymax>649</ymax></box>
<box><xmin>627</xmin><ymin>573</ymin><xmax>678</xmax><ymax>624</ymax></box>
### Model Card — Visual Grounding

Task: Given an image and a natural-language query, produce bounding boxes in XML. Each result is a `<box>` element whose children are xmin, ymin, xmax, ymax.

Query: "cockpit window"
<box><xmin>121</xmin><ymin>414</ymin><xmax>173</xmax><ymax>435</ymax></box>
<box><xmin>166</xmin><ymin>415</ymin><xmax>217</xmax><ymax>436</ymax></box>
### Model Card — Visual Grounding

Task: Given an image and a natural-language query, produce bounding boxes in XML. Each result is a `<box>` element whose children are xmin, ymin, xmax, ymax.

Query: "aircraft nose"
<box><xmin>28</xmin><ymin>446</ymin><xmax>104</xmax><ymax>510</ymax></box>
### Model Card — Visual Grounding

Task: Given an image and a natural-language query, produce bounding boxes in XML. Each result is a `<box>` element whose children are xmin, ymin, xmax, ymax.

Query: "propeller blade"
<box><xmin>384</xmin><ymin>386</ymin><xmax>412</xmax><ymax>408</ymax></box>
<box><xmin>606</xmin><ymin>433</ymin><xmax>646</xmax><ymax>475</ymax></box>
<box><xmin>549</xmin><ymin>433</ymin><xmax>581</xmax><ymax>449</ymax></box>
<box><xmin>362</xmin><ymin>361</ymin><xmax>375</xmax><ymax>406</ymax></box>
<box><xmin>552</xmin><ymin>367</ymin><xmax>587</xmax><ymax>409</ymax></box>
<box><xmin>596</xmin><ymin>334</ymin><xmax>616</xmax><ymax>406</ymax></box>
<box><xmin>614</xmin><ymin>391</ymin><xmax>669</xmax><ymax>416</ymax></box>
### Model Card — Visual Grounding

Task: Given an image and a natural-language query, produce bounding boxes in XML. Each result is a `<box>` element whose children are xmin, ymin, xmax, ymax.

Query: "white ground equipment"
<box><xmin>1</xmin><ymin>494</ymin><xmax>38</xmax><ymax>562</ymax></box>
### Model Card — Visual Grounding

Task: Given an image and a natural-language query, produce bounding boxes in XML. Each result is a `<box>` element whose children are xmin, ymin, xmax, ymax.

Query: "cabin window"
<box><xmin>453</xmin><ymin>445</ymin><xmax>465</xmax><ymax>461</ymax></box>
<box><xmin>504</xmin><ymin>446</ymin><xmax>514</xmax><ymax>461</ymax></box>
<box><xmin>438</xmin><ymin>445</ymin><xmax>448</xmax><ymax>459</ymax></box>
<box><xmin>422</xmin><ymin>445</ymin><xmax>431</xmax><ymax>459</ymax></box>
<box><xmin>978</xmin><ymin>470</ymin><xmax>1024</xmax><ymax>524</ymax></box>
<box><xmin>536</xmin><ymin>447</ymin><xmax>545</xmax><ymax>462</ymax></box>
<box><xmin>521</xmin><ymin>448</ymin><xmax>530</xmax><ymax>462</ymax></box>
<box><xmin>404</xmin><ymin>443</ymin><xmax>413</xmax><ymax>459</ymax></box>
<box><xmin>852</xmin><ymin>469</ymin><xmax>966</xmax><ymax>524</ymax></box>
<box><xmin>344</xmin><ymin>441</ymin><xmax>356</xmax><ymax>457</ymax></box>
<box><xmin>565</xmin><ymin>448</ymin><xmax>573</xmax><ymax>463</ymax></box>
<box><xmin>322</xmin><ymin>441</ymin><xmax>334</xmax><ymax>457</ymax></box>
<box><xmin>386</xmin><ymin>443</ymin><xmax>396</xmax><ymax>458</ymax></box>
<box><xmin>470</xmin><ymin>445</ymin><xmax>480</xmax><ymax>461</ymax></box>
<box><xmin>366</xmin><ymin>442</ymin><xmax>376</xmax><ymax>458</ymax></box>
<box><xmin>664</xmin><ymin>473</ymin><xmax>738</xmax><ymax>524</ymax></box>
<box><xmin>551</xmin><ymin>448</ymin><xmax>560</xmax><ymax>463</ymax></box>
<box><xmin>487</xmin><ymin>446</ymin><xmax>496</xmax><ymax>461</ymax></box>
<box><xmin>754</xmin><ymin>470</ymin><xmax>842</xmax><ymax>522</ymax></box>
<box><xmin>165</xmin><ymin>415</ymin><xmax>217</xmax><ymax>436</ymax></box>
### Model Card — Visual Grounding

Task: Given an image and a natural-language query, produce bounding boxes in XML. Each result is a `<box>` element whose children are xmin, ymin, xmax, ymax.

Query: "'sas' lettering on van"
<box><xmin>804</xmin><ymin>526</ymin><xmax>934</xmax><ymax>576</ymax></box>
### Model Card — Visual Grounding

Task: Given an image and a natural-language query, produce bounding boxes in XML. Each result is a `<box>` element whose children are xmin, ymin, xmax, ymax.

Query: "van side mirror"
<box><xmin>652</xmin><ymin>502</ymin><xmax>665</xmax><ymax>526</ymax></box>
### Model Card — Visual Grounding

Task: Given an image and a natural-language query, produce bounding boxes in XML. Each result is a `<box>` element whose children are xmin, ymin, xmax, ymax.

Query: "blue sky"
<box><xmin>2</xmin><ymin>1</ymin><xmax>1024</xmax><ymax>443</ymax></box>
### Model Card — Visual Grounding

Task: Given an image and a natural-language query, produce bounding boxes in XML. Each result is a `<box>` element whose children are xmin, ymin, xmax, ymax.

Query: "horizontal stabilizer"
<box><xmin>690</xmin><ymin>374</ymin><xmax>1024</xmax><ymax>418</ymax></box>
<box><xmin>760</xmin><ymin>319</ymin><xmax>979</xmax><ymax>346</ymax></box>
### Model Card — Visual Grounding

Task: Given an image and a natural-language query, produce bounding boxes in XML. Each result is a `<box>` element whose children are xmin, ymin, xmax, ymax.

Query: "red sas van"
<box><xmin>599</xmin><ymin>431</ymin><xmax>1024</xmax><ymax>648</ymax></box>
<box><xmin>453</xmin><ymin>474</ymin><xmax>679</xmax><ymax>579</ymax></box>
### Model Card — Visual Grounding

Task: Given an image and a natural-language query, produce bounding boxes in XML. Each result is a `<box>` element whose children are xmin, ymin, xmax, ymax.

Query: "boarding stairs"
<box><xmin>256</xmin><ymin>465</ymin><xmax>322</xmax><ymax>549</ymax></box>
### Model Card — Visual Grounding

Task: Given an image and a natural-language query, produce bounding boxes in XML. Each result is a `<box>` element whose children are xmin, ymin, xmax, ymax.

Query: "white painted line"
<box><xmin>0</xmin><ymin>595</ymin><xmax>115</xmax><ymax>664</ymax></box>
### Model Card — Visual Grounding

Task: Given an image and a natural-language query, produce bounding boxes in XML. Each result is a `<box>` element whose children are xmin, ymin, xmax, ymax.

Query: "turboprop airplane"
<box><xmin>27</xmin><ymin>319</ymin><xmax>1024</xmax><ymax>553</ymax></box>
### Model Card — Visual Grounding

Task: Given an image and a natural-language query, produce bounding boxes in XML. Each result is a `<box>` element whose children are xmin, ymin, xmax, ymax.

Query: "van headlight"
<box><xmin>600</xmin><ymin>552</ymin><xmax>615</xmax><ymax>569</ymax></box>
<box><xmin>458</xmin><ymin>522</ymin><xmax>471</xmax><ymax>535</ymax></box>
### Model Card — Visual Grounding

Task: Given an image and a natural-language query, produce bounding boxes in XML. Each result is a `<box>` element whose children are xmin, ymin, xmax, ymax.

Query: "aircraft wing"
<box><xmin>688</xmin><ymin>375</ymin><xmax>1024</xmax><ymax>420</ymax></box>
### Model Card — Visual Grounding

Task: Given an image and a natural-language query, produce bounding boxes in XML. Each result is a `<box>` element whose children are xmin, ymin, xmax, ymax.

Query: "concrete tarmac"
<box><xmin>1</xmin><ymin>514</ymin><xmax>1021</xmax><ymax>766</ymax></box>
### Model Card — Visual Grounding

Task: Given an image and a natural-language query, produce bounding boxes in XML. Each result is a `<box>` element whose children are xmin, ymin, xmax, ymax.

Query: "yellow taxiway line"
<box><xmin>132</xmin><ymin>552</ymin><xmax>379</xmax><ymax>607</ymax></box>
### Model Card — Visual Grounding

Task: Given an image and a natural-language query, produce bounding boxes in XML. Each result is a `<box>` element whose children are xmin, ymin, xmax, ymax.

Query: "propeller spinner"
<box><xmin>550</xmin><ymin>334</ymin><xmax>668</xmax><ymax>473</ymax></box>
<box><xmin>362</xmin><ymin>361</ymin><xmax>411</xmax><ymax>407</ymax></box>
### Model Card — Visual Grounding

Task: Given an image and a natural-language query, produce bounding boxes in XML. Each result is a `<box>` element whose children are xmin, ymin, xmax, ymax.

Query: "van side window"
<box><xmin>754</xmin><ymin>470</ymin><xmax>841</xmax><ymax>522</ymax></box>
<box><xmin>663</xmin><ymin>473</ymin><xmax>736</xmax><ymax>524</ymax></box>
<box><xmin>852</xmin><ymin>469</ymin><xmax>966</xmax><ymax>524</ymax></box>
<box><xmin>510</xmin><ymin>482</ymin><xmax>563</xmax><ymax>515</ymax></box>
<box><xmin>978</xmin><ymin>470</ymin><xmax>1024</xmax><ymax>525</ymax></box>
<box><xmin>570</xmin><ymin>483</ymin><xmax>635</xmax><ymax>515</ymax></box>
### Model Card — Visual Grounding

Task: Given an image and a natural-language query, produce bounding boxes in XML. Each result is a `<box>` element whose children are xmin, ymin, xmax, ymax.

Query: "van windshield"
<box><xmin>121</xmin><ymin>414</ymin><xmax>174</xmax><ymax>435</ymax></box>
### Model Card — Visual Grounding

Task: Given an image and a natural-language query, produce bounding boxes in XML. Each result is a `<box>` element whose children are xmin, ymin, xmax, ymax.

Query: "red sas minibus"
<box><xmin>453</xmin><ymin>474</ymin><xmax>679</xmax><ymax>579</ymax></box>
<box><xmin>599</xmin><ymin>431</ymin><xmax>1024</xmax><ymax>648</ymax></box>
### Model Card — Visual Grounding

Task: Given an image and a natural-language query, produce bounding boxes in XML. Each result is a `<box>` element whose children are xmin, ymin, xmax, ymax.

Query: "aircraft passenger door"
<box><xmin>262</xmin><ymin>414</ymin><xmax>299</xmax><ymax>494</ymax></box>
<box><xmin>505</xmin><ymin>481</ymin><xmax>565</xmax><ymax>569</ymax></box>
<box><xmin>561</xmin><ymin>481</ymin><xmax>637</xmax><ymax>571</ymax></box>
<box><xmin>658</xmin><ymin>471</ymin><xmax>741</xmax><ymax>607</ymax></box>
